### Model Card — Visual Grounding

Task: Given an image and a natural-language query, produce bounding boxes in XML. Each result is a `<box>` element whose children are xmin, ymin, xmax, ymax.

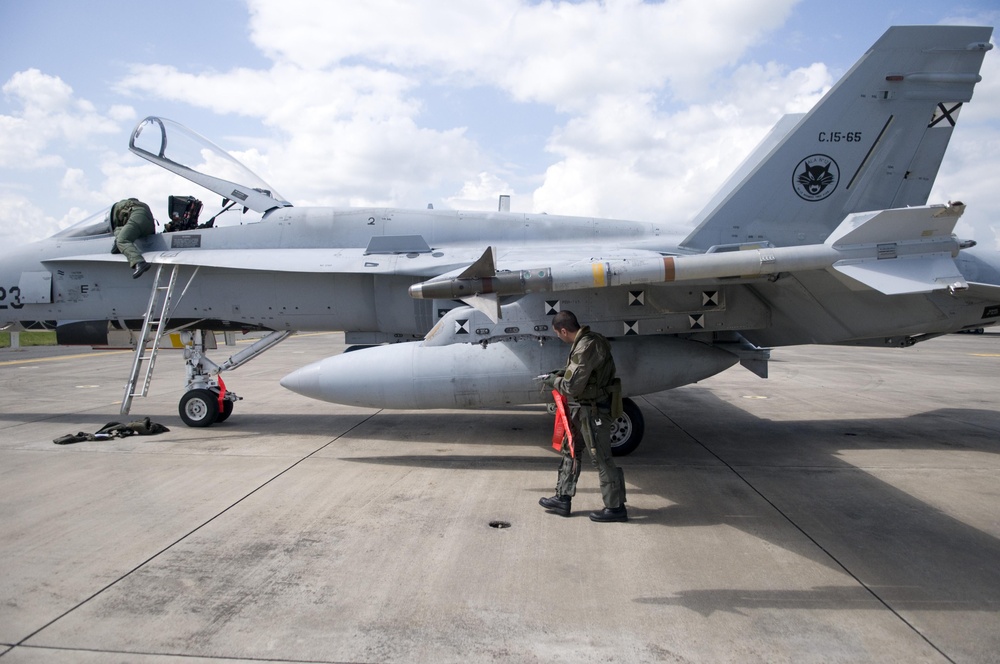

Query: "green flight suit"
<box><xmin>110</xmin><ymin>198</ymin><xmax>155</xmax><ymax>268</ymax></box>
<box><xmin>549</xmin><ymin>326</ymin><xmax>626</xmax><ymax>509</ymax></box>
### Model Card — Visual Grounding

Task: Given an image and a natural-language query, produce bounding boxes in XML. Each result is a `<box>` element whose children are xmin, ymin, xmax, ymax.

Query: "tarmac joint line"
<box><xmin>9</xmin><ymin>409</ymin><xmax>384</xmax><ymax>653</ymax></box>
<box><xmin>641</xmin><ymin>395</ymin><xmax>958</xmax><ymax>664</ymax></box>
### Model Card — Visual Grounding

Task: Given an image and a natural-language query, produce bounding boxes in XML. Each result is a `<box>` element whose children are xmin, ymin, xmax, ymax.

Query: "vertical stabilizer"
<box><xmin>681</xmin><ymin>26</ymin><xmax>993</xmax><ymax>251</ymax></box>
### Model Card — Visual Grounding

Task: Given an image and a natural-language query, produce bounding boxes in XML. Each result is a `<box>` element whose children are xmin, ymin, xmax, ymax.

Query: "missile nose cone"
<box><xmin>280</xmin><ymin>362</ymin><xmax>323</xmax><ymax>400</ymax></box>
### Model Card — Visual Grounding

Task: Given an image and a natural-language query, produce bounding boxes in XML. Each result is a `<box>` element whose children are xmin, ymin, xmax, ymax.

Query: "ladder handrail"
<box><xmin>120</xmin><ymin>264</ymin><xmax>182</xmax><ymax>415</ymax></box>
<box><xmin>138</xmin><ymin>265</ymin><xmax>180</xmax><ymax>396</ymax></box>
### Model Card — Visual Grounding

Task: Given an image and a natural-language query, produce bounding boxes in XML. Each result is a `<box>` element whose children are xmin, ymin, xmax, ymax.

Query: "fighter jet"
<box><xmin>1</xmin><ymin>26</ymin><xmax>997</xmax><ymax>455</ymax></box>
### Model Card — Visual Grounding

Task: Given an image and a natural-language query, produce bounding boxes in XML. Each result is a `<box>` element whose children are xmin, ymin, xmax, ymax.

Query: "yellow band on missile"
<box><xmin>592</xmin><ymin>262</ymin><xmax>606</xmax><ymax>287</ymax></box>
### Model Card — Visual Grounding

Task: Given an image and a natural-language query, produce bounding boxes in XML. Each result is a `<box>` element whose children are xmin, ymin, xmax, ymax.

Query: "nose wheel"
<box><xmin>179</xmin><ymin>389</ymin><xmax>237</xmax><ymax>427</ymax></box>
<box><xmin>216</xmin><ymin>398</ymin><xmax>235</xmax><ymax>422</ymax></box>
<box><xmin>179</xmin><ymin>389</ymin><xmax>220</xmax><ymax>427</ymax></box>
<box><xmin>175</xmin><ymin>329</ymin><xmax>292</xmax><ymax>427</ymax></box>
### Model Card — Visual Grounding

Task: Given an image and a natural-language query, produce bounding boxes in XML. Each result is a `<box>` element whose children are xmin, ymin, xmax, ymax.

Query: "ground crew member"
<box><xmin>108</xmin><ymin>198</ymin><xmax>155</xmax><ymax>278</ymax></box>
<box><xmin>539</xmin><ymin>310</ymin><xmax>627</xmax><ymax>522</ymax></box>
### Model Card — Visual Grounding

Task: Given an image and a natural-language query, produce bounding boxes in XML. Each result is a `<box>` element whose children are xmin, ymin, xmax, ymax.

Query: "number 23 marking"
<box><xmin>0</xmin><ymin>286</ymin><xmax>23</xmax><ymax>309</ymax></box>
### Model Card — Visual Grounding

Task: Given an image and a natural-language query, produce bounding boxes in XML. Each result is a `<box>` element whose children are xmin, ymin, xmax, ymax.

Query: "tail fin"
<box><xmin>681</xmin><ymin>25</ymin><xmax>994</xmax><ymax>251</ymax></box>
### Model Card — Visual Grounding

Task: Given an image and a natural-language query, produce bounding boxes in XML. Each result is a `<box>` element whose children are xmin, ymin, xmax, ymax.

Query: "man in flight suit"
<box><xmin>540</xmin><ymin>310</ymin><xmax>627</xmax><ymax>522</ymax></box>
<box><xmin>108</xmin><ymin>198</ymin><xmax>155</xmax><ymax>278</ymax></box>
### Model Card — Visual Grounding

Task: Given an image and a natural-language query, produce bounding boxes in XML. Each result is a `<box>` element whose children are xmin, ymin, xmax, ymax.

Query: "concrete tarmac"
<box><xmin>0</xmin><ymin>331</ymin><xmax>998</xmax><ymax>663</ymax></box>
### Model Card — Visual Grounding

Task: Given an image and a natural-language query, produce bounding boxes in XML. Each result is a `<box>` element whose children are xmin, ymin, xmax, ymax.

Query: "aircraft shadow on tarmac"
<box><xmin>634</xmin><ymin>585</ymin><xmax>880</xmax><ymax>617</ymax></box>
<box><xmin>18</xmin><ymin>386</ymin><xmax>1000</xmax><ymax>618</ymax></box>
<box><xmin>343</xmin><ymin>387</ymin><xmax>1000</xmax><ymax>618</ymax></box>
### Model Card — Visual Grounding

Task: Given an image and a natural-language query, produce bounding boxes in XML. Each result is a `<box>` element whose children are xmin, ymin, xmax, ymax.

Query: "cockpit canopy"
<box><xmin>129</xmin><ymin>116</ymin><xmax>292</xmax><ymax>214</ymax></box>
<box><xmin>50</xmin><ymin>207</ymin><xmax>113</xmax><ymax>239</ymax></box>
<box><xmin>49</xmin><ymin>117</ymin><xmax>293</xmax><ymax>241</ymax></box>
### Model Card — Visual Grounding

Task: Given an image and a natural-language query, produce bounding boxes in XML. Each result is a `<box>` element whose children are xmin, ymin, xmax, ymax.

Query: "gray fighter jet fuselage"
<box><xmin>1</xmin><ymin>26</ymin><xmax>998</xmax><ymax>454</ymax></box>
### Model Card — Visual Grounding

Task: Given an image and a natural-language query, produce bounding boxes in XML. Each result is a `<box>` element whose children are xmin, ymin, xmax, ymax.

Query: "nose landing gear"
<box><xmin>176</xmin><ymin>329</ymin><xmax>293</xmax><ymax>427</ymax></box>
<box><xmin>178</xmin><ymin>387</ymin><xmax>237</xmax><ymax>427</ymax></box>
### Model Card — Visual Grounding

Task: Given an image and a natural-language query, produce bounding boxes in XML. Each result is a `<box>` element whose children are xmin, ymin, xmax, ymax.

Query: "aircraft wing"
<box><xmin>45</xmin><ymin>247</ymin><xmax>481</xmax><ymax>278</ymax></box>
<box><xmin>966</xmin><ymin>281</ymin><xmax>1000</xmax><ymax>302</ymax></box>
<box><xmin>47</xmin><ymin>244</ymin><xmax>671</xmax><ymax>279</ymax></box>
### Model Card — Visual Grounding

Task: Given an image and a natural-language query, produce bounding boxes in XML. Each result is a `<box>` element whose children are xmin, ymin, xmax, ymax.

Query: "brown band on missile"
<box><xmin>663</xmin><ymin>257</ymin><xmax>676</xmax><ymax>282</ymax></box>
<box><xmin>480</xmin><ymin>277</ymin><xmax>495</xmax><ymax>294</ymax></box>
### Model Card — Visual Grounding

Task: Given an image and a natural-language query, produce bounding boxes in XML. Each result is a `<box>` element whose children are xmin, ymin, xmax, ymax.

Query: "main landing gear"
<box><xmin>547</xmin><ymin>396</ymin><xmax>646</xmax><ymax>456</ymax></box>
<box><xmin>178</xmin><ymin>329</ymin><xmax>294</xmax><ymax>427</ymax></box>
<box><xmin>609</xmin><ymin>397</ymin><xmax>645</xmax><ymax>457</ymax></box>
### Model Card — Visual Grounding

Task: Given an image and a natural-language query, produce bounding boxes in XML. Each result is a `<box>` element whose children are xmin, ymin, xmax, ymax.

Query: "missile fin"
<box><xmin>831</xmin><ymin>254</ymin><xmax>967</xmax><ymax>295</ymax></box>
<box><xmin>455</xmin><ymin>247</ymin><xmax>501</xmax><ymax>320</ymax></box>
<box><xmin>458</xmin><ymin>246</ymin><xmax>497</xmax><ymax>279</ymax></box>
<box><xmin>464</xmin><ymin>292</ymin><xmax>501</xmax><ymax>323</ymax></box>
<box><xmin>827</xmin><ymin>204</ymin><xmax>965</xmax><ymax>248</ymax></box>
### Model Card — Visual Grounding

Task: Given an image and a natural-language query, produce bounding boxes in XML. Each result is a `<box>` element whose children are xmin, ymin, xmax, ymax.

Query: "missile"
<box><xmin>280</xmin><ymin>335</ymin><xmax>738</xmax><ymax>409</ymax></box>
<box><xmin>408</xmin><ymin>205</ymin><xmax>970</xmax><ymax>317</ymax></box>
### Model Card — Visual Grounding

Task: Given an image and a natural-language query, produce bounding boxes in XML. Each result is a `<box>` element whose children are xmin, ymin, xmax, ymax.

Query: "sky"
<box><xmin>1</xmin><ymin>0</ymin><xmax>998</xmax><ymax>249</ymax></box>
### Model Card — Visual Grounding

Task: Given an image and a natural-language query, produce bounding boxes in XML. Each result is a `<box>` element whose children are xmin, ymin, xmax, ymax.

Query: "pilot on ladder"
<box><xmin>108</xmin><ymin>198</ymin><xmax>155</xmax><ymax>278</ymax></box>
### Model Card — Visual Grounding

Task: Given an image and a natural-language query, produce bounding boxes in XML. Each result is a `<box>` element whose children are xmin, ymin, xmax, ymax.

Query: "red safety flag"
<box><xmin>551</xmin><ymin>390</ymin><xmax>574</xmax><ymax>457</ymax></box>
<box><xmin>217</xmin><ymin>375</ymin><xmax>227</xmax><ymax>411</ymax></box>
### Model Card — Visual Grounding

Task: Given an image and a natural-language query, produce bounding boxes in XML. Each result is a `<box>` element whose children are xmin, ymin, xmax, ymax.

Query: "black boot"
<box><xmin>589</xmin><ymin>506</ymin><xmax>628</xmax><ymax>523</ymax></box>
<box><xmin>539</xmin><ymin>495</ymin><xmax>571</xmax><ymax>517</ymax></box>
<box><xmin>132</xmin><ymin>261</ymin><xmax>151</xmax><ymax>278</ymax></box>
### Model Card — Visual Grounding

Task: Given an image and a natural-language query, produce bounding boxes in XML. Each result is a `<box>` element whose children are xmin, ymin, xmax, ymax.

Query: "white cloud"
<box><xmin>108</xmin><ymin>0</ymin><xmax>806</xmax><ymax>217</ymax></box>
<box><xmin>960</xmin><ymin>37</ymin><xmax>1000</xmax><ymax>125</ymax></box>
<box><xmin>444</xmin><ymin>172</ymin><xmax>514</xmax><ymax>211</ymax></box>
<box><xmin>928</xmin><ymin>38</ymin><xmax>1000</xmax><ymax>249</ymax></box>
<box><xmin>0</xmin><ymin>113</ymin><xmax>61</xmax><ymax>169</ymax></box>
<box><xmin>3</xmin><ymin>68</ymin><xmax>74</xmax><ymax>112</ymax></box>
<box><xmin>0</xmin><ymin>69</ymin><xmax>138</xmax><ymax>237</ymax></box>
<box><xmin>533</xmin><ymin>58</ymin><xmax>833</xmax><ymax>223</ymax></box>
<box><xmin>244</xmin><ymin>0</ymin><xmax>798</xmax><ymax>107</ymax></box>
<box><xmin>0</xmin><ymin>189</ymin><xmax>87</xmax><ymax>244</ymax></box>
<box><xmin>0</xmin><ymin>69</ymin><xmax>123</xmax><ymax>169</ymax></box>
<box><xmin>932</xmin><ymin>125</ymin><xmax>1000</xmax><ymax>250</ymax></box>
<box><xmin>115</xmin><ymin>61</ymin><xmax>484</xmax><ymax>207</ymax></box>
<box><xmin>4</xmin><ymin>0</ymin><xmax>996</xmax><ymax>252</ymax></box>
<box><xmin>59</xmin><ymin>167</ymin><xmax>90</xmax><ymax>201</ymax></box>
<box><xmin>108</xmin><ymin>105</ymin><xmax>137</xmax><ymax>123</ymax></box>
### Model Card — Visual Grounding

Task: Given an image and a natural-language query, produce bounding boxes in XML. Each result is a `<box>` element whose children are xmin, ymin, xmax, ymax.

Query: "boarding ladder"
<box><xmin>120</xmin><ymin>264</ymin><xmax>180</xmax><ymax>415</ymax></box>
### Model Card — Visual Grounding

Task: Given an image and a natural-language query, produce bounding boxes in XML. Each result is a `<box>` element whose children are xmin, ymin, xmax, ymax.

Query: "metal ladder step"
<box><xmin>120</xmin><ymin>264</ymin><xmax>180</xmax><ymax>415</ymax></box>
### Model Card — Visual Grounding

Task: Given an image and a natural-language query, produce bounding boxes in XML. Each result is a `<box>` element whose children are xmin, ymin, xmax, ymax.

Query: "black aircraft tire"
<box><xmin>215</xmin><ymin>399</ymin><xmax>234</xmax><ymax>423</ymax></box>
<box><xmin>179</xmin><ymin>389</ymin><xmax>219</xmax><ymax>427</ymax></box>
<box><xmin>610</xmin><ymin>397</ymin><xmax>644</xmax><ymax>457</ymax></box>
